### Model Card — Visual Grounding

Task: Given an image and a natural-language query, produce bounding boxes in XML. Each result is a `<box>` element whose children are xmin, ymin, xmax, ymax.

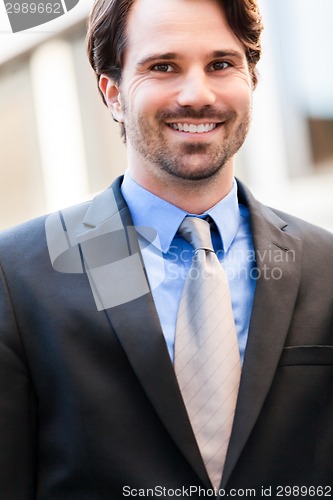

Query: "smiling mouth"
<box><xmin>167</xmin><ymin>122</ymin><xmax>221</xmax><ymax>133</ymax></box>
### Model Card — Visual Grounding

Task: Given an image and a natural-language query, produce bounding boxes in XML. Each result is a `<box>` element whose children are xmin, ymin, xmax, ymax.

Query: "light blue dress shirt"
<box><xmin>121</xmin><ymin>171</ymin><xmax>256</xmax><ymax>363</ymax></box>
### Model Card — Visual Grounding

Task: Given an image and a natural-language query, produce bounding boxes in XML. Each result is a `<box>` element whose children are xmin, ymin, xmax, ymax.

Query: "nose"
<box><xmin>176</xmin><ymin>69</ymin><xmax>216</xmax><ymax>108</ymax></box>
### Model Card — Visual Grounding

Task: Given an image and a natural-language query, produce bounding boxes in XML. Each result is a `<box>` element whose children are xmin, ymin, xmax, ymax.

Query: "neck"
<box><xmin>128</xmin><ymin>160</ymin><xmax>235</xmax><ymax>214</ymax></box>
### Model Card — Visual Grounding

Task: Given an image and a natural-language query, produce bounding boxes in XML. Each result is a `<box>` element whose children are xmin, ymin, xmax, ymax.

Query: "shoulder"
<box><xmin>269</xmin><ymin>207</ymin><xmax>333</xmax><ymax>261</ymax></box>
<box><xmin>0</xmin><ymin>198</ymin><xmax>91</xmax><ymax>268</ymax></box>
<box><xmin>254</xmin><ymin>202</ymin><xmax>333</xmax><ymax>282</ymax></box>
<box><xmin>0</xmin><ymin>215</ymin><xmax>48</xmax><ymax>255</ymax></box>
<box><xmin>271</xmin><ymin>207</ymin><xmax>333</xmax><ymax>241</ymax></box>
<box><xmin>237</xmin><ymin>178</ymin><xmax>333</xmax><ymax>251</ymax></box>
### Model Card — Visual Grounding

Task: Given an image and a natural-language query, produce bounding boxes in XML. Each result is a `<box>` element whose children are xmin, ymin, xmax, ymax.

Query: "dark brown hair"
<box><xmin>86</xmin><ymin>0</ymin><xmax>263</xmax><ymax>103</ymax></box>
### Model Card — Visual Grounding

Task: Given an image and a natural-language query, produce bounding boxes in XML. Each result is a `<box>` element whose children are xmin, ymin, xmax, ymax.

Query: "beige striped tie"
<box><xmin>174</xmin><ymin>217</ymin><xmax>241</xmax><ymax>489</ymax></box>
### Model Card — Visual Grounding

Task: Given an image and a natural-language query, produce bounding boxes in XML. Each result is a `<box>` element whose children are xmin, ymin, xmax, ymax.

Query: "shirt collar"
<box><xmin>121</xmin><ymin>171</ymin><xmax>240</xmax><ymax>254</ymax></box>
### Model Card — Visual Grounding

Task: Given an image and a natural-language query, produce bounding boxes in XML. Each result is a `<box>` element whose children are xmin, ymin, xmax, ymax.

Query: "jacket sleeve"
<box><xmin>0</xmin><ymin>264</ymin><xmax>37</xmax><ymax>499</ymax></box>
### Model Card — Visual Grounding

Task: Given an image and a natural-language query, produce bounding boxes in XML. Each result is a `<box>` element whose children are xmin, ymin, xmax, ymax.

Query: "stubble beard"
<box><xmin>124</xmin><ymin>106</ymin><xmax>251</xmax><ymax>183</ymax></box>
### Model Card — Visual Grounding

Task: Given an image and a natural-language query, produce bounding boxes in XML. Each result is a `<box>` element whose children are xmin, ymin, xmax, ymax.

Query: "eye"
<box><xmin>150</xmin><ymin>63</ymin><xmax>174</xmax><ymax>73</ymax></box>
<box><xmin>208</xmin><ymin>61</ymin><xmax>230</xmax><ymax>71</ymax></box>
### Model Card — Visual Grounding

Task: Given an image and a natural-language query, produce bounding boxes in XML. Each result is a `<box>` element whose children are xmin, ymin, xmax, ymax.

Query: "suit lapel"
<box><xmin>77</xmin><ymin>178</ymin><xmax>211</xmax><ymax>487</ymax></box>
<box><xmin>221</xmin><ymin>181</ymin><xmax>303</xmax><ymax>487</ymax></box>
<box><xmin>108</xmin><ymin>295</ymin><xmax>210</xmax><ymax>486</ymax></box>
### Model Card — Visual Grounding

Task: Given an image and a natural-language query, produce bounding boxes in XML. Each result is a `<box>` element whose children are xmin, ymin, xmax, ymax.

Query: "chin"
<box><xmin>169</xmin><ymin>163</ymin><xmax>224</xmax><ymax>182</ymax></box>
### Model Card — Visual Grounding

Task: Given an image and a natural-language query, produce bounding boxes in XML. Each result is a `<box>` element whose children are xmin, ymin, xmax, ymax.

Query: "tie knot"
<box><xmin>178</xmin><ymin>217</ymin><xmax>214</xmax><ymax>252</ymax></box>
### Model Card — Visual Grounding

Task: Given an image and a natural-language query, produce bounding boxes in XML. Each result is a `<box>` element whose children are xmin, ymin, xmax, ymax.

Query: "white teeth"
<box><xmin>170</xmin><ymin>123</ymin><xmax>217</xmax><ymax>133</ymax></box>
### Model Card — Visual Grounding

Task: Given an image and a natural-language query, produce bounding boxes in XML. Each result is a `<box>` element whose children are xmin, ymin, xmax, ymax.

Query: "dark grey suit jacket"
<box><xmin>0</xmin><ymin>177</ymin><xmax>332</xmax><ymax>499</ymax></box>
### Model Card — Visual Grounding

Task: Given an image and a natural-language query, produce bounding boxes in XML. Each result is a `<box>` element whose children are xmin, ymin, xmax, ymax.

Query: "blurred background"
<box><xmin>0</xmin><ymin>0</ymin><xmax>332</xmax><ymax>231</ymax></box>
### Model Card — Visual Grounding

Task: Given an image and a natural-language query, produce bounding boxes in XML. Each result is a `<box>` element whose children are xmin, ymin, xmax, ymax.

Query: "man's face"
<box><xmin>104</xmin><ymin>0</ymin><xmax>253</xmax><ymax>185</ymax></box>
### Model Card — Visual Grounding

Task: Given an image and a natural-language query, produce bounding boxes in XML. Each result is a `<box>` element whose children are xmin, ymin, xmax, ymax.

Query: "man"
<box><xmin>0</xmin><ymin>0</ymin><xmax>333</xmax><ymax>498</ymax></box>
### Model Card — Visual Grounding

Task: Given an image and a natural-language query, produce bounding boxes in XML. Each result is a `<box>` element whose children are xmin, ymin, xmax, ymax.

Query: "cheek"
<box><xmin>218</xmin><ymin>83</ymin><xmax>252</xmax><ymax>112</ymax></box>
<box><xmin>129</xmin><ymin>91</ymin><xmax>170</xmax><ymax>120</ymax></box>
<box><xmin>124</xmin><ymin>75</ymin><xmax>174</xmax><ymax>115</ymax></box>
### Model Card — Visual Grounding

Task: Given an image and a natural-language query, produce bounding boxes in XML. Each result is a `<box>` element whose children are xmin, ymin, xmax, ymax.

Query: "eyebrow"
<box><xmin>211</xmin><ymin>50</ymin><xmax>244</xmax><ymax>59</ymax></box>
<box><xmin>137</xmin><ymin>52</ymin><xmax>179</xmax><ymax>67</ymax></box>
<box><xmin>136</xmin><ymin>50</ymin><xmax>244</xmax><ymax>68</ymax></box>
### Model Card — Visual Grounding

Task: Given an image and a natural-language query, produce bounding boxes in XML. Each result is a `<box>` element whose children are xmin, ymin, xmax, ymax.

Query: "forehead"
<box><xmin>124</xmin><ymin>0</ymin><xmax>245</xmax><ymax>61</ymax></box>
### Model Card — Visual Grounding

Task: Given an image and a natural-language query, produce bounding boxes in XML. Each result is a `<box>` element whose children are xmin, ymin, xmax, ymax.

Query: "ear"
<box><xmin>99</xmin><ymin>74</ymin><xmax>124</xmax><ymax>122</ymax></box>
